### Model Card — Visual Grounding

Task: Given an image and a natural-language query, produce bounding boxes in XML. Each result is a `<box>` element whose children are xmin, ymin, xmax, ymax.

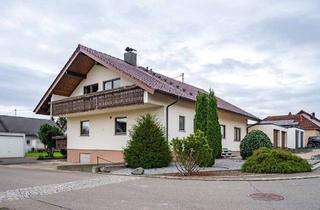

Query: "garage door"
<box><xmin>0</xmin><ymin>134</ymin><xmax>25</xmax><ymax>158</ymax></box>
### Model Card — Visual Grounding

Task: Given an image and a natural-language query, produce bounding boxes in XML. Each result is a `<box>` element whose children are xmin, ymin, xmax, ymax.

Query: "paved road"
<box><xmin>0</xmin><ymin>166</ymin><xmax>320</xmax><ymax>210</ymax></box>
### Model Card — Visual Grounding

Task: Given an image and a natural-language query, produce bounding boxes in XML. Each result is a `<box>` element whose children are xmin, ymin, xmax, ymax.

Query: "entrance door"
<box><xmin>295</xmin><ymin>130</ymin><xmax>299</xmax><ymax>149</ymax></box>
<box><xmin>281</xmin><ymin>131</ymin><xmax>286</xmax><ymax>149</ymax></box>
<box><xmin>273</xmin><ymin>130</ymin><xmax>279</xmax><ymax>148</ymax></box>
<box><xmin>300</xmin><ymin>132</ymin><xmax>304</xmax><ymax>148</ymax></box>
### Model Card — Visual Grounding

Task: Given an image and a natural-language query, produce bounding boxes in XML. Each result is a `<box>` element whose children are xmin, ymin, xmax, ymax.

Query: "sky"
<box><xmin>0</xmin><ymin>0</ymin><xmax>319</xmax><ymax>119</ymax></box>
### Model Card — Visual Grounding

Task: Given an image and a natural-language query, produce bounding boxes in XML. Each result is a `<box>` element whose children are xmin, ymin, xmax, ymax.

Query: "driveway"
<box><xmin>0</xmin><ymin>158</ymin><xmax>37</xmax><ymax>165</ymax></box>
<box><xmin>0</xmin><ymin>166</ymin><xmax>320</xmax><ymax>210</ymax></box>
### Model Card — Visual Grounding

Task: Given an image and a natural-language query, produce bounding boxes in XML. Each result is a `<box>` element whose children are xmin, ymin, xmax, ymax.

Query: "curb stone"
<box><xmin>149</xmin><ymin>174</ymin><xmax>320</xmax><ymax>182</ymax></box>
<box><xmin>311</xmin><ymin>162</ymin><xmax>320</xmax><ymax>170</ymax></box>
<box><xmin>108</xmin><ymin>171</ymin><xmax>320</xmax><ymax>182</ymax></box>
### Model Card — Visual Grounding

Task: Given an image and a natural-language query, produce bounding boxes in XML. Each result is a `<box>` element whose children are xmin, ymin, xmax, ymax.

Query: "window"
<box><xmin>234</xmin><ymin>127</ymin><xmax>241</xmax><ymax>141</ymax></box>
<box><xmin>83</xmin><ymin>83</ymin><xmax>98</xmax><ymax>94</ymax></box>
<box><xmin>26</xmin><ymin>140</ymin><xmax>30</xmax><ymax>145</ymax></box>
<box><xmin>103</xmin><ymin>78</ymin><xmax>121</xmax><ymax>90</ymax></box>
<box><xmin>115</xmin><ymin>117</ymin><xmax>127</xmax><ymax>135</ymax></box>
<box><xmin>220</xmin><ymin>125</ymin><xmax>226</xmax><ymax>139</ymax></box>
<box><xmin>80</xmin><ymin>121</ymin><xmax>90</xmax><ymax>136</ymax></box>
<box><xmin>179</xmin><ymin>116</ymin><xmax>185</xmax><ymax>131</ymax></box>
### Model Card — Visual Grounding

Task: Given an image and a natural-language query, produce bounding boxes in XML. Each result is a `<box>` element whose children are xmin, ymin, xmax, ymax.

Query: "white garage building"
<box><xmin>0</xmin><ymin>115</ymin><xmax>55</xmax><ymax>158</ymax></box>
<box><xmin>249</xmin><ymin>120</ymin><xmax>305</xmax><ymax>149</ymax></box>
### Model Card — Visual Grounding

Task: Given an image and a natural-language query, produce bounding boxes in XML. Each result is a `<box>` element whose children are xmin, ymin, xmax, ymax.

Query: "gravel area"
<box><xmin>0</xmin><ymin>175</ymin><xmax>140</xmax><ymax>203</ymax></box>
<box><xmin>111</xmin><ymin>159</ymin><xmax>244</xmax><ymax>176</ymax></box>
<box><xmin>295</xmin><ymin>149</ymin><xmax>320</xmax><ymax>159</ymax></box>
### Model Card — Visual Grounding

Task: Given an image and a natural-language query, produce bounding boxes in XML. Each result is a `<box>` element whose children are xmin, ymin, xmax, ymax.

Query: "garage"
<box><xmin>0</xmin><ymin>133</ymin><xmax>25</xmax><ymax>158</ymax></box>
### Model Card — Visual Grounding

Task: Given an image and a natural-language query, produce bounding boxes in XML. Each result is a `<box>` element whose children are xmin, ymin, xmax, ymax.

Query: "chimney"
<box><xmin>312</xmin><ymin>112</ymin><xmax>316</xmax><ymax>119</ymax></box>
<box><xmin>288</xmin><ymin>112</ymin><xmax>292</xmax><ymax>116</ymax></box>
<box><xmin>299</xmin><ymin>115</ymin><xmax>304</xmax><ymax>122</ymax></box>
<box><xmin>124</xmin><ymin>47</ymin><xmax>137</xmax><ymax>66</ymax></box>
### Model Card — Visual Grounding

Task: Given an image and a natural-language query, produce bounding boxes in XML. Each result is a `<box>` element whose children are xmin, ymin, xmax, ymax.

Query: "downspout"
<box><xmin>166</xmin><ymin>96</ymin><xmax>180</xmax><ymax>142</ymax></box>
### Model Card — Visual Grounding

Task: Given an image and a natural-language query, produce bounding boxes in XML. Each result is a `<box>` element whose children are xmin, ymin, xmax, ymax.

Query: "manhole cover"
<box><xmin>249</xmin><ymin>193</ymin><xmax>284</xmax><ymax>201</ymax></box>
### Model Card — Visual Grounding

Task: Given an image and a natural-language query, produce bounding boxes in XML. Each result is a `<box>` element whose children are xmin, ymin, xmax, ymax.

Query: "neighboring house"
<box><xmin>248</xmin><ymin>120</ymin><xmax>305</xmax><ymax>149</ymax></box>
<box><xmin>34</xmin><ymin>44</ymin><xmax>258</xmax><ymax>164</ymax></box>
<box><xmin>52</xmin><ymin>135</ymin><xmax>67</xmax><ymax>150</ymax></box>
<box><xmin>249</xmin><ymin>111</ymin><xmax>320</xmax><ymax>149</ymax></box>
<box><xmin>296</xmin><ymin>110</ymin><xmax>320</xmax><ymax>131</ymax></box>
<box><xmin>0</xmin><ymin>115</ymin><xmax>55</xmax><ymax>157</ymax></box>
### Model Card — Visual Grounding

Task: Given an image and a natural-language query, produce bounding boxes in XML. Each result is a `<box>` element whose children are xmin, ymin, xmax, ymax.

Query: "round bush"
<box><xmin>171</xmin><ymin>130</ymin><xmax>212</xmax><ymax>175</ymax></box>
<box><xmin>240</xmin><ymin>130</ymin><xmax>272</xmax><ymax>159</ymax></box>
<box><xmin>241</xmin><ymin>148</ymin><xmax>311</xmax><ymax>173</ymax></box>
<box><xmin>124</xmin><ymin>114</ymin><xmax>172</xmax><ymax>169</ymax></box>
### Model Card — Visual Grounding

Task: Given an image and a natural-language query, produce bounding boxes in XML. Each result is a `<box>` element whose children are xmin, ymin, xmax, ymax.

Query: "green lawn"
<box><xmin>25</xmin><ymin>151</ymin><xmax>65</xmax><ymax>159</ymax></box>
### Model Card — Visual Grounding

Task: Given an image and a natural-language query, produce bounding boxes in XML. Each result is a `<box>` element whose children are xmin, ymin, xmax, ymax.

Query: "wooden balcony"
<box><xmin>51</xmin><ymin>85</ymin><xmax>144</xmax><ymax>116</ymax></box>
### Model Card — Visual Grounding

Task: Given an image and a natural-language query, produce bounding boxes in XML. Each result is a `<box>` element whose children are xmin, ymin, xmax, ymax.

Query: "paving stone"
<box><xmin>0</xmin><ymin>175</ymin><xmax>140</xmax><ymax>203</ymax></box>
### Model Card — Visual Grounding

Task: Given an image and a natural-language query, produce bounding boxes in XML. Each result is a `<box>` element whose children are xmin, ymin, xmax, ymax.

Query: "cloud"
<box><xmin>0</xmin><ymin>0</ymin><xmax>319</xmax><ymax>119</ymax></box>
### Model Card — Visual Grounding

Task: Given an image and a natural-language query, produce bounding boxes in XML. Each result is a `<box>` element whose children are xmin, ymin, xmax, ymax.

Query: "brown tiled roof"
<box><xmin>139</xmin><ymin>67</ymin><xmax>258</xmax><ymax>120</ymax></box>
<box><xmin>80</xmin><ymin>45</ymin><xmax>199</xmax><ymax>101</ymax></box>
<box><xmin>34</xmin><ymin>44</ymin><xmax>259</xmax><ymax>120</ymax></box>
<box><xmin>297</xmin><ymin>110</ymin><xmax>320</xmax><ymax>123</ymax></box>
<box><xmin>263</xmin><ymin>114</ymin><xmax>320</xmax><ymax>131</ymax></box>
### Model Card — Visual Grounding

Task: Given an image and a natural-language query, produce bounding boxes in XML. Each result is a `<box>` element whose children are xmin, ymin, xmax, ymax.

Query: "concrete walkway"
<box><xmin>111</xmin><ymin>159</ymin><xmax>244</xmax><ymax>175</ymax></box>
<box><xmin>0</xmin><ymin>158</ymin><xmax>37</xmax><ymax>165</ymax></box>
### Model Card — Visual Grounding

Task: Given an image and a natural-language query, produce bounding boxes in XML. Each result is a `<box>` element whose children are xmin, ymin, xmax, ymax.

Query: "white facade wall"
<box><xmin>67</xmin><ymin>107</ymin><xmax>164</xmax><ymax>151</ymax></box>
<box><xmin>249</xmin><ymin>124</ymin><xmax>305</xmax><ymax>149</ymax></box>
<box><xmin>62</xmin><ymin>64</ymin><xmax>250</xmax><ymax>153</ymax></box>
<box><xmin>287</xmin><ymin>128</ymin><xmax>304</xmax><ymax>149</ymax></box>
<box><xmin>71</xmin><ymin>65</ymin><xmax>133</xmax><ymax>97</ymax></box>
<box><xmin>145</xmin><ymin>92</ymin><xmax>195</xmax><ymax>140</ymax></box>
<box><xmin>25</xmin><ymin>136</ymin><xmax>44</xmax><ymax>151</ymax></box>
<box><xmin>219</xmin><ymin>111</ymin><xmax>248</xmax><ymax>151</ymax></box>
<box><xmin>249</xmin><ymin>124</ymin><xmax>287</xmax><ymax>148</ymax></box>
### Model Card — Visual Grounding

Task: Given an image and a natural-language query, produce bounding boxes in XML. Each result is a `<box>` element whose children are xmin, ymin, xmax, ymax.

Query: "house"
<box><xmin>34</xmin><ymin>44</ymin><xmax>259</xmax><ymax>164</ymax></box>
<box><xmin>0</xmin><ymin>115</ymin><xmax>55</xmax><ymax>157</ymax></box>
<box><xmin>249</xmin><ymin>111</ymin><xmax>320</xmax><ymax>149</ymax></box>
<box><xmin>248</xmin><ymin>120</ymin><xmax>305</xmax><ymax>149</ymax></box>
<box><xmin>52</xmin><ymin>135</ymin><xmax>67</xmax><ymax>150</ymax></box>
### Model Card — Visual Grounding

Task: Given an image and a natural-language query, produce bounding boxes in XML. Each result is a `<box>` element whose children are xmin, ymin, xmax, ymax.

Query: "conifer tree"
<box><xmin>194</xmin><ymin>92</ymin><xmax>208</xmax><ymax>133</ymax></box>
<box><xmin>206</xmin><ymin>90</ymin><xmax>222</xmax><ymax>160</ymax></box>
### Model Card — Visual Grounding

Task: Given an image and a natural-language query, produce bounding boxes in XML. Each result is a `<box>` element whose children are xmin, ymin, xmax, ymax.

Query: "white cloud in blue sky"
<box><xmin>0</xmin><ymin>0</ymin><xmax>319</xmax><ymax>118</ymax></box>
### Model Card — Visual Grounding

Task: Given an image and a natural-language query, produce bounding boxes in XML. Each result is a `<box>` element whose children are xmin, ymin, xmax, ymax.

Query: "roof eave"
<box><xmin>34</xmin><ymin>45</ymin><xmax>157</xmax><ymax>115</ymax></box>
<box><xmin>34</xmin><ymin>45</ymin><xmax>83</xmax><ymax>115</ymax></box>
<box><xmin>218</xmin><ymin>108</ymin><xmax>260</xmax><ymax>121</ymax></box>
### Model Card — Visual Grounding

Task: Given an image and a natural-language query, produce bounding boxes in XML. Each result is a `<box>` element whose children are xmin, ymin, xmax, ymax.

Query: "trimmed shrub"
<box><xmin>124</xmin><ymin>114</ymin><xmax>172</xmax><ymax>169</ymax></box>
<box><xmin>241</xmin><ymin>148</ymin><xmax>311</xmax><ymax>173</ymax></box>
<box><xmin>240</xmin><ymin>130</ymin><xmax>272</xmax><ymax>159</ymax></box>
<box><xmin>171</xmin><ymin>130</ymin><xmax>212</xmax><ymax>175</ymax></box>
<box><xmin>60</xmin><ymin>149</ymin><xmax>67</xmax><ymax>157</ymax></box>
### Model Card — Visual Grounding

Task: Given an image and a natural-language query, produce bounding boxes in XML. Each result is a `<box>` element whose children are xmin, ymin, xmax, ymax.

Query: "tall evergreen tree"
<box><xmin>206</xmin><ymin>90</ymin><xmax>222</xmax><ymax>160</ymax></box>
<box><xmin>194</xmin><ymin>92</ymin><xmax>208</xmax><ymax>133</ymax></box>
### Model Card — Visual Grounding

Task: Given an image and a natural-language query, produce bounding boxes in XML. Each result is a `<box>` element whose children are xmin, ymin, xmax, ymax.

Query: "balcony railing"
<box><xmin>51</xmin><ymin>85</ymin><xmax>144</xmax><ymax>116</ymax></box>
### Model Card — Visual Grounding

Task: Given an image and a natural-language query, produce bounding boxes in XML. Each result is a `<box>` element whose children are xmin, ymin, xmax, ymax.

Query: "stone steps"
<box><xmin>221</xmin><ymin>148</ymin><xmax>235</xmax><ymax>158</ymax></box>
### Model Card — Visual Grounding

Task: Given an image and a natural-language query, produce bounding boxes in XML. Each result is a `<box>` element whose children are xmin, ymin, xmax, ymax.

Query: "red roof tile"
<box><xmin>34</xmin><ymin>44</ymin><xmax>259</xmax><ymax>120</ymax></box>
<box><xmin>263</xmin><ymin>114</ymin><xmax>320</xmax><ymax>131</ymax></box>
